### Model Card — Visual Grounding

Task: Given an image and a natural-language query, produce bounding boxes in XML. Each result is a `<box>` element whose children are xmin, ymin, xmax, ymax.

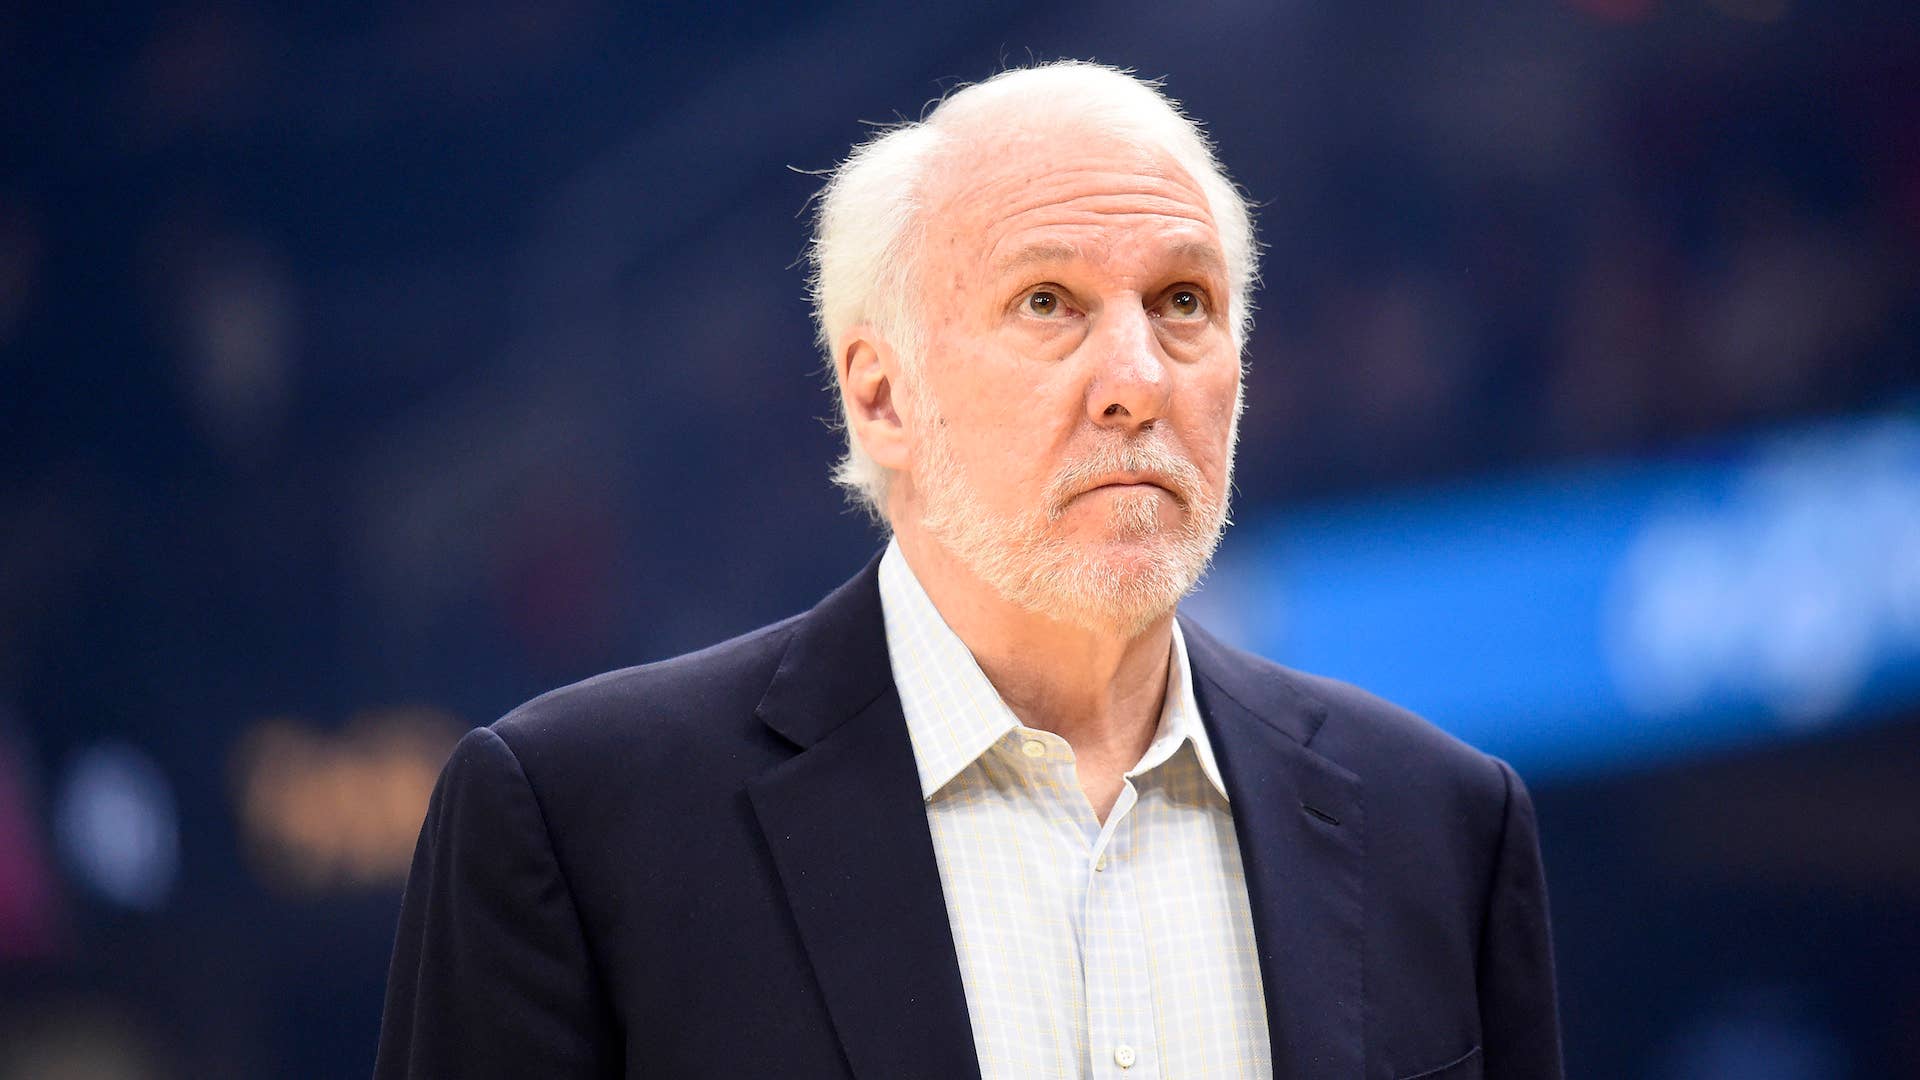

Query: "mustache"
<box><xmin>1045</xmin><ymin>439</ymin><xmax>1207</xmax><ymax>520</ymax></box>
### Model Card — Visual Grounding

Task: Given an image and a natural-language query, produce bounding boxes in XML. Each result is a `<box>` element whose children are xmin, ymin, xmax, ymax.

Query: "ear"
<box><xmin>838</xmin><ymin>326</ymin><xmax>911</xmax><ymax>472</ymax></box>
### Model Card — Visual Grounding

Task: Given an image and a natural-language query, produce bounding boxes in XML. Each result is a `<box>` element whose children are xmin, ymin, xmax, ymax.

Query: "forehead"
<box><xmin>921</xmin><ymin>125</ymin><xmax>1222</xmax><ymax>280</ymax></box>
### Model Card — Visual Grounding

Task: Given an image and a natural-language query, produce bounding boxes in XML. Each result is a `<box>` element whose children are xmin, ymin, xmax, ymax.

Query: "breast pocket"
<box><xmin>1395</xmin><ymin>1044</ymin><xmax>1481</xmax><ymax>1080</ymax></box>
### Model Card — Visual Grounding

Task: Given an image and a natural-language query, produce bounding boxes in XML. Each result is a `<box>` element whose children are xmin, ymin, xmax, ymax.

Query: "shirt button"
<box><xmin>1094</xmin><ymin>853</ymin><xmax>1109</xmax><ymax>872</ymax></box>
<box><xmin>1114</xmin><ymin>1043</ymin><xmax>1137</xmax><ymax>1069</ymax></box>
<box><xmin>1021</xmin><ymin>739</ymin><xmax>1047</xmax><ymax>758</ymax></box>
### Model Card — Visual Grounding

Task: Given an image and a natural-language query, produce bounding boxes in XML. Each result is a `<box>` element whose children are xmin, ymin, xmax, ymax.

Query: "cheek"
<box><xmin>1189</xmin><ymin>367</ymin><xmax>1241</xmax><ymax>437</ymax></box>
<box><xmin>942</xmin><ymin>349</ymin><xmax>1074</xmax><ymax>438</ymax></box>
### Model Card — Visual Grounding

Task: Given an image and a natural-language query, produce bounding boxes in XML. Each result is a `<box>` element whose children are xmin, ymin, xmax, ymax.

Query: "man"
<box><xmin>377</xmin><ymin>62</ymin><xmax>1562</xmax><ymax>1079</ymax></box>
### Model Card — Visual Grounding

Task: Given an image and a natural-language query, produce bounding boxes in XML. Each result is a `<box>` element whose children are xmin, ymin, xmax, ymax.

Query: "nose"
<box><xmin>1086</xmin><ymin>306</ymin><xmax>1172</xmax><ymax>432</ymax></box>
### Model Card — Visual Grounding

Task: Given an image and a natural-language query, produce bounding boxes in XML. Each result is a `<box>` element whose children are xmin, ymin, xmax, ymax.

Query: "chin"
<box><xmin>1010</xmin><ymin>536</ymin><xmax>1211</xmax><ymax>637</ymax></box>
<box><xmin>920</xmin><ymin>472</ymin><xmax>1225</xmax><ymax>637</ymax></box>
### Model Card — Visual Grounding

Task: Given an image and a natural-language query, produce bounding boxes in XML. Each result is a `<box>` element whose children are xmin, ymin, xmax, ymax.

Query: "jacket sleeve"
<box><xmin>375</xmin><ymin>726</ymin><xmax>620</xmax><ymax>1078</ymax></box>
<box><xmin>1477</xmin><ymin>758</ymin><xmax>1565</xmax><ymax>1079</ymax></box>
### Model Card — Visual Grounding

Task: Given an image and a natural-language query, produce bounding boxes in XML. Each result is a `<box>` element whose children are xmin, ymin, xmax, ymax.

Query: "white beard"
<box><xmin>911</xmin><ymin>398</ymin><xmax>1234</xmax><ymax>637</ymax></box>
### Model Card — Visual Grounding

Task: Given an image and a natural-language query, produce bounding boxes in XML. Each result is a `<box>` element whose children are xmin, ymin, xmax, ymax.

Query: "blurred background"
<box><xmin>4</xmin><ymin>1</ymin><xmax>1918</xmax><ymax>1076</ymax></box>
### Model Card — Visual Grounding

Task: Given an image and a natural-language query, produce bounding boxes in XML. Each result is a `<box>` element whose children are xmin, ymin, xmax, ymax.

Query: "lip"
<box><xmin>1089</xmin><ymin>481</ymin><xmax>1164</xmax><ymax>493</ymax></box>
<box><xmin>1077</xmin><ymin>473</ymin><xmax>1178</xmax><ymax>498</ymax></box>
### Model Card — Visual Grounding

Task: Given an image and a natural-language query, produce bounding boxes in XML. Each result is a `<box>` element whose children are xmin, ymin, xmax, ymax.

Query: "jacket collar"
<box><xmin>753</xmin><ymin>551</ymin><xmax>898</xmax><ymax>750</ymax></box>
<box><xmin>747</xmin><ymin>552</ymin><xmax>983</xmax><ymax>1080</ymax></box>
<box><xmin>1182</xmin><ymin>617</ymin><xmax>1369</xmax><ymax>1076</ymax></box>
<box><xmin>748</xmin><ymin>555</ymin><xmax>1368</xmax><ymax>1078</ymax></box>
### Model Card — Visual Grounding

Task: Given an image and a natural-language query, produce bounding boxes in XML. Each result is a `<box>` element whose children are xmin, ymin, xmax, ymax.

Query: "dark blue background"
<box><xmin>4</xmin><ymin>2</ymin><xmax>1917</xmax><ymax>1075</ymax></box>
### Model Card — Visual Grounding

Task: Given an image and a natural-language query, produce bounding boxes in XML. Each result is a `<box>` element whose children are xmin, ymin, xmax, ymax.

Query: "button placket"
<box><xmin>1082</xmin><ymin>790</ymin><xmax>1155</xmax><ymax>1076</ymax></box>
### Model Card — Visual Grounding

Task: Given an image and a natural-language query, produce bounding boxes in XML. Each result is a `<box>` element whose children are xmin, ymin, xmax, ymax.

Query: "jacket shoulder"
<box><xmin>487</xmin><ymin>611</ymin><xmax>804</xmax><ymax>766</ymax></box>
<box><xmin>1294</xmin><ymin>668</ymin><xmax>1501</xmax><ymax>782</ymax></box>
<box><xmin>1192</xmin><ymin>626</ymin><xmax>1511</xmax><ymax>804</ymax></box>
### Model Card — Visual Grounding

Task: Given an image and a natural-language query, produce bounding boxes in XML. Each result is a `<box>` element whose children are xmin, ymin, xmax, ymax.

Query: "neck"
<box><xmin>890</xmin><ymin>525</ymin><xmax>1173</xmax><ymax>766</ymax></box>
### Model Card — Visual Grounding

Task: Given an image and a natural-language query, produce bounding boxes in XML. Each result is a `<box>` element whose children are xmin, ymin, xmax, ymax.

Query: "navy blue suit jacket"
<box><xmin>376</xmin><ymin>556</ymin><xmax>1563</xmax><ymax>1079</ymax></box>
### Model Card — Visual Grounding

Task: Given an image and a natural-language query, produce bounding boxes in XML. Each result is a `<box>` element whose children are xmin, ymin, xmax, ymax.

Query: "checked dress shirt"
<box><xmin>878</xmin><ymin>541</ymin><xmax>1273</xmax><ymax>1079</ymax></box>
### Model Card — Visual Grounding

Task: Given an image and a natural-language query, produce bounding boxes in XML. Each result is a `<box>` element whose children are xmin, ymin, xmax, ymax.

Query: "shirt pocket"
<box><xmin>1395</xmin><ymin>1043</ymin><xmax>1482</xmax><ymax>1080</ymax></box>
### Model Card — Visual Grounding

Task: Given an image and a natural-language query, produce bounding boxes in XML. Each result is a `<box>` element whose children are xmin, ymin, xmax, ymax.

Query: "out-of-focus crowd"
<box><xmin>2</xmin><ymin>2</ymin><xmax>1915</xmax><ymax>1076</ymax></box>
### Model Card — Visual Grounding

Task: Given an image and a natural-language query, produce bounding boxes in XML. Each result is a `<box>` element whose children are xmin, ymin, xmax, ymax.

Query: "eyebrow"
<box><xmin>993</xmin><ymin>241</ymin><xmax>1082</xmax><ymax>275</ymax></box>
<box><xmin>1166</xmin><ymin>240</ymin><xmax>1229</xmax><ymax>279</ymax></box>
<box><xmin>990</xmin><ymin>238</ymin><xmax>1229</xmax><ymax>280</ymax></box>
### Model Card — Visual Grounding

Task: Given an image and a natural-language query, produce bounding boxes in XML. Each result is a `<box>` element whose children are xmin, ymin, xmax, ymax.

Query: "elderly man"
<box><xmin>376</xmin><ymin>63</ymin><xmax>1563</xmax><ymax>1080</ymax></box>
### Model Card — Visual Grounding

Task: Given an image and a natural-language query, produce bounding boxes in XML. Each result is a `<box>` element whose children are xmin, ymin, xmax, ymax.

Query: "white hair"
<box><xmin>806</xmin><ymin>61</ymin><xmax>1259</xmax><ymax>524</ymax></box>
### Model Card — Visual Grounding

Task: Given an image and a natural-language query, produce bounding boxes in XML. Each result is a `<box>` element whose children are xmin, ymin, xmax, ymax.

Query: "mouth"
<box><xmin>1072</xmin><ymin>472</ymin><xmax>1184</xmax><ymax>505</ymax></box>
<box><xmin>1090</xmin><ymin>481</ymin><xmax>1165</xmax><ymax>495</ymax></box>
<box><xmin>1045</xmin><ymin>447</ymin><xmax>1206</xmax><ymax>521</ymax></box>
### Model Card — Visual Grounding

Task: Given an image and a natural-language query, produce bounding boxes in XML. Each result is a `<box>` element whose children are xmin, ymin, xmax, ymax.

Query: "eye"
<box><xmin>1022</xmin><ymin>288</ymin><xmax>1066</xmax><ymax>318</ymax></box>
<box><xmin>1161</xmin><ymin>289</ymin><xmax>1205</xmax><ymax>319</ymax></box>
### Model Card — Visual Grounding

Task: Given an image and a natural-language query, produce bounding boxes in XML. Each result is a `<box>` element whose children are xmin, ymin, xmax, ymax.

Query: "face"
<box><xmin>897</xmin><ymin>122</ymin><xmax>1242</xmax><ymax>634</ymax></box>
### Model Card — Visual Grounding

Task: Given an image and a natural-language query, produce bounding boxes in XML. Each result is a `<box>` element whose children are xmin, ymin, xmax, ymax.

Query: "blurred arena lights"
<box><xmin>0</xmin><ymin>725</ymin><xmax>60</xmax><ymax>957</ymax></box>
<box><xmin>0</xmin><ymin>1001</ymin><xmax>161</xmax><ymax>1080</ymax></box>
<box><xmin>1192</xmin><ymin>413</ymin><xmax>1920</xmax><ymax>777</ymax></box>
<box><xmin>1654</xmin><ymin>984</ymin><xmax>1848</xmax><ymax>1080</ymax></box>
<box><xmin>1604</xmin><ymin>419</ymin><xmax>1920</xmax><ymax>727</ymax></box>
<box><xmin>229</xmin><ymin>707</ymin><xmax>461</xmax><ymax>894</ymax></box>
<box><xmin>52</xmin><ymin>743</ymin><xmax>179</xmax><ymax>912</ymax></box>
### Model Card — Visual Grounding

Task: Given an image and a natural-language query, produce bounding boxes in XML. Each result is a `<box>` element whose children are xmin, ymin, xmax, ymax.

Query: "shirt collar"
<box><xmin>877</xmin><ymin>539</ymin><xmax>1230</xmax><ymax>803</ymax></box>
<box><xmin>1144</xmin><ymin>614</ymin><xmax>1229</xmax><ymax>798</ymax></box>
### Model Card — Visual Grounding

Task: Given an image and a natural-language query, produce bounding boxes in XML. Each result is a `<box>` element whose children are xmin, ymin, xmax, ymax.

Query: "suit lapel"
<box><xmin>1183</xmin><ymin>619</ymin><xmax>1368</xmax><ymax>1078</ymax></box>
<box><xmin>741</xmin><ymin>562</ymin><xmax>1366</xmax><ymax>1078</ymax></box>
<box><xmin>747</xmin><ymin>559</ymin><xmax>981</xmax><ymax>1080</ymax></box>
